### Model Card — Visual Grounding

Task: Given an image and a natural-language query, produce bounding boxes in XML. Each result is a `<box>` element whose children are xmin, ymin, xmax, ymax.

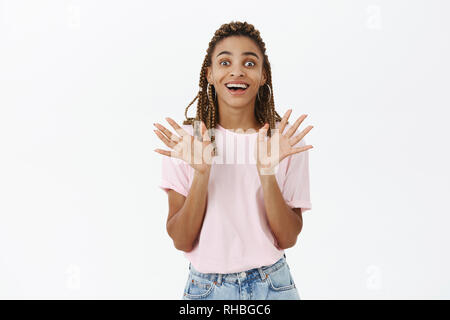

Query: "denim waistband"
<box><xmin>188</xmin><ymin>253</ymin><xmax>287</xmax><ymax>285</ymax></box>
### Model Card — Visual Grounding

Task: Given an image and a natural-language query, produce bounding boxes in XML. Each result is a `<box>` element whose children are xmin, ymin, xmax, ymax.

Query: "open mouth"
<box><xmin>225</xmin><ymin>83</ymin><xmax>249</xmax><ymax>95</ymax></box>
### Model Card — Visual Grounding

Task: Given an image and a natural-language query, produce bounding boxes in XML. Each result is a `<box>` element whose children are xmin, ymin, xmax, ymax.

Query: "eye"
<box><xmin>219</xmin><ymin>60</ymin><xmax>256</xmax><ymax>67</ymax></box>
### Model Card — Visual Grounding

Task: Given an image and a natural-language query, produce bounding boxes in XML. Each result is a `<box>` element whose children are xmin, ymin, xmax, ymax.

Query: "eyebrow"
<box><xmin>216</xmin><ymin>51</ymin><xmax>259</xmax><ymax>60</ymax></box>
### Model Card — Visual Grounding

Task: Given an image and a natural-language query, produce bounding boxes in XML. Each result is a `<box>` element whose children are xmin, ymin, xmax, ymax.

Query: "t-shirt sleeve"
<box><xmin>158</xmin><ymin>155</ymin><xmax>190</xmax><ymax>197</ymax></box>
<box><xmin>282</xmin><ymin>136</ymin><xmax>312</xmax><ymax>213</ymax></box>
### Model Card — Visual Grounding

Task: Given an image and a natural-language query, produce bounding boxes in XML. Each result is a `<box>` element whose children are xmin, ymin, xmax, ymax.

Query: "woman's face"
<box><xmin>207</xmin><ymin>36</ymin><xmax>267</xmax><ymax>108</ymax></box>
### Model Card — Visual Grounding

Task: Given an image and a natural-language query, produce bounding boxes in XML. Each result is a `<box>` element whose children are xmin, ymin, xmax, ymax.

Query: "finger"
<box><xmin>278</xmin><ymin>109</ymin><xmax>292</xmax><ymax>135</ymax></box>
<box><xmin>154</xmin><ymin>148</ymin><xmax>177</xmax><ymax>158</ymax></box>
<box><xmin>289</xmin><ymin>125</ymin><xmax>313</xmax><ymax>146</ymax></box>
<box><xmin>258</xmin><ymin>123</ymin><xmax>269</xmax><ymax>142</ymax></box>
<box><xmin>286</xmin><ymin>145</ymin><xmax>313</xmax><ymax>157</ymax></box>
<box><xmin>154</xmin><ymin>129</ymin><xmax>177</xmax><ymax>149</ymax></box>
<box><xmin>154</xmin><ymin>123</ymin><xmax>181</xmax><ymax>144</ymax></box>
<box><xmin>285</xmin><ymin>114</ymin><xmax>307</xmax><ymax>138</ymax></box>
<box><xmin>201</xmin><ymin>121</ymin><xmax>211</xmax><ymax>142</ymax></box>
<box><xmin>165</xmin><ymin>117</ymin><xmax>190</xmax><ymax>137</ymax></box>
<box><xmin>257</xmin><ymin>123</ymin><xmax>269</xmax><ymax>157</ymax></box>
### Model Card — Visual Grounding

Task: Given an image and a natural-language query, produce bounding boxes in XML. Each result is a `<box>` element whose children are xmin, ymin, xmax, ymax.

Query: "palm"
<box><xmin>255</xmin><ymin>110</ymin><xmax>314</xmax><ymax>175</ymax></box>
<box><xmin>180</xmin><ymin>136</ymin><xmax>213</xmax><ymax>173</ymax></box>
<box><xmin>153</xmin><ymin>118</ymin><xmax>214</xmax><ymax>174</ymax></box>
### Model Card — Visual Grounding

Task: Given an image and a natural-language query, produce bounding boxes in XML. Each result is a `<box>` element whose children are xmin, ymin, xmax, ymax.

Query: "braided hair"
<box><xmin>183</xmin><ymin>21</ymin><xmax>283</xmax><ymax>156</ymax></box>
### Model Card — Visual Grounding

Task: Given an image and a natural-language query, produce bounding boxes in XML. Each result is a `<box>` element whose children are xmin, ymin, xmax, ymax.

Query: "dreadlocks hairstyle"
<box><xmin>183</xmin><ymin>21</ymin><xmax>283</xmax><ymax>156</ymax></box>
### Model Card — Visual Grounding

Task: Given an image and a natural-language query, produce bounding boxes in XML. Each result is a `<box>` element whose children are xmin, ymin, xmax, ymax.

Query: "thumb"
<box><xmin>201</xmin><ymin>121</ymin><xmax>211</xmax><ymax>142</ymax></box>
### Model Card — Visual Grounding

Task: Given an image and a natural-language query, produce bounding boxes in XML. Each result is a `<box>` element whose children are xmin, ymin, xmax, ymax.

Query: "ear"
<box><xmin>261</xmin><ymin>69</ymin><xmax>267</xmax><ymax>86</ymax></box>
<box><xmin>206</xmin><ymin>66</ymin><xmax>212</xmax><ymax>83</ymax></box>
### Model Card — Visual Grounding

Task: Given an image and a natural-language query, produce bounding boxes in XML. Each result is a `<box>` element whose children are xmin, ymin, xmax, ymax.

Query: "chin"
<box><xmin>226</xmin><ymin>100</ymin><xmax>252</xmax><ymax>108</ymax></box>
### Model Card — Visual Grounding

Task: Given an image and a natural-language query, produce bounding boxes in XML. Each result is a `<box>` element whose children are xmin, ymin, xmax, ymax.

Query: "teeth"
<box><xmin>226</xmin><ymin>83</ymin><xmax>248</xmax><ymax>89</ymax></box>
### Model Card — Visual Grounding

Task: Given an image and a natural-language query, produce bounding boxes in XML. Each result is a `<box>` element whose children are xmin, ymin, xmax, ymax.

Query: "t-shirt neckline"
<box><xmin>216</xmin><ymin>123</ymin><xmax>261</xmax><ymax>136</ymax></box>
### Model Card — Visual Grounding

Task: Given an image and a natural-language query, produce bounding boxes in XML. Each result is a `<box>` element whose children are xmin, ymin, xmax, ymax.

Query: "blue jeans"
<box><xmin>182</xmin><ymin>254</ymin><xmax>300</xmax><ymax>300</ymax></box>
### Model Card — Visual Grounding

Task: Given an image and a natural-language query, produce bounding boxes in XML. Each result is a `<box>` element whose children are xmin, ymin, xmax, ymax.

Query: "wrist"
<box><xmin>257</xmin><ymin>164</ymin><xmax>276</xmax><ymax>176</ymax></box>
<box><xmin>194</xmin><ymin>166</ymin><xmax>211</xmax><ymax>178</ymax></box>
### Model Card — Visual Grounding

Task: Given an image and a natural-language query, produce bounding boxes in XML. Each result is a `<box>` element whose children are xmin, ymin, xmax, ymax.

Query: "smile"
<box><xmin>225</xmin><ymin>83</ymin><xmax>249</xmax><ymax>96</ymax></box>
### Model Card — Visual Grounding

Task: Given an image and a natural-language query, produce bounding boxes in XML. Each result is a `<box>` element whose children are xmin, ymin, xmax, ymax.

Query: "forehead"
<box><xmin>212</xmin><ymin>36</ymin><xmax>262</xmax><ymax>58</ymax></box>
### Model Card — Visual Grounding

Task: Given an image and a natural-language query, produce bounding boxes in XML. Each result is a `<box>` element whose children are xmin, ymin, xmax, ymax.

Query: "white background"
<box><xmin>1</xmin><ymin>0</ymin><xmax>449</xmax><ymax>299</ymax></box>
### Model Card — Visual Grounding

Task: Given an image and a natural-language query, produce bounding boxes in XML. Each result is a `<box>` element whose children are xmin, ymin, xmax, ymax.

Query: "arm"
<box><xmin>166</xmin><ymin>167</ymin><xmax>211</xmax><ymax>252</ymax></box>
<box><xmin>258</xmin><ymin>173</ymin><xmax>303</xmax><ymax>249</ymax></box>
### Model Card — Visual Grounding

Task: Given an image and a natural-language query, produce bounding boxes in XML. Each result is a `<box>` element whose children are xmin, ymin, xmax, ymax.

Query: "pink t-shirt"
<box><xmin>158</xmin><ymin>120</ymin><xmax>312</xmax><ymax>273</ymax></box>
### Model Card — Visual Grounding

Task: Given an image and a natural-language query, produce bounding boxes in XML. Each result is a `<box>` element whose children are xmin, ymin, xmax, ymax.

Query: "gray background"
<box><xmin>0</xmin><ymin>0</ymin><xmax>449</xmax><ymax>299</ymax></box>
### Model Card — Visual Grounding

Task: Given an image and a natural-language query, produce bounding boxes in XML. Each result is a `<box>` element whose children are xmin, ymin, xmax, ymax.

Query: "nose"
<box><xmin>230</xmin><ymin>66</ymin><xmax>245</xmax><ymax>77</ymax></box>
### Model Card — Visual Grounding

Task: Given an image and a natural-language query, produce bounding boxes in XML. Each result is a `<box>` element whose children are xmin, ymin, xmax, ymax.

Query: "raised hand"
<box><xmin>153</xmin><ymin>118</ymin><xmax>214</xmax><ymax>174</ymax></box>
<box><xmin>255</xmin><ymin>109</ymin><xmax>314</xmax><ymax>175</ymax></box>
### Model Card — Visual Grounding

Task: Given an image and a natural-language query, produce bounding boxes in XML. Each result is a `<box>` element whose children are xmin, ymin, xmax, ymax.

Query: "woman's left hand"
<box><xmin>255</xmin><ymin>109</ymin><xmax>314</xmax><ymax>175</ymax></box>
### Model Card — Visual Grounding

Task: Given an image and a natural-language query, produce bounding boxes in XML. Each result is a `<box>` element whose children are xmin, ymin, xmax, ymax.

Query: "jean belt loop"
<box><xmin>257</xmin><ymin>267</ymin><xmax>267</xmax><ymax>282</ymax></box>
<box><xmin>217</xmin><ymin>273</ymin><xmax>222</xmax><ymax>286</ymax></box>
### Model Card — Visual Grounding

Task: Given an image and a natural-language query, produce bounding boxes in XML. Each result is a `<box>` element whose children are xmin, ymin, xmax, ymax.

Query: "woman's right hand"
<box><xmin>153</xmin><ymin>118</ymin><xmax>214</xmax><ymax>174</ymax></box>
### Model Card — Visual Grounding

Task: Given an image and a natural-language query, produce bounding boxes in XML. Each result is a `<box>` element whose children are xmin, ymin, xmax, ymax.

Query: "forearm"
<box><xmin>167</xmin><ymin>168</ymin><xmax>211</xmax><ymax>251</ymax></box>
<box><xmin>258</xmin><ymin>172</ymin><xmax>302</xmax><ymax>249</ymax></box>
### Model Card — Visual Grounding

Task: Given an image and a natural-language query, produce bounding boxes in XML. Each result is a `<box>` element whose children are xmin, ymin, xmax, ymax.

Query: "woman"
<box><xmin>153</xmin><ymin>21</ymin><xmax>314</xmax><ymax>300</ymax></box>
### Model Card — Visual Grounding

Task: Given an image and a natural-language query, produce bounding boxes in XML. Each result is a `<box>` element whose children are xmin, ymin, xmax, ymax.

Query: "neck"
<box><xmin>217</xmin><ymin>97</ymin><xmax>262</xmax><ymax>131</ymax></box>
